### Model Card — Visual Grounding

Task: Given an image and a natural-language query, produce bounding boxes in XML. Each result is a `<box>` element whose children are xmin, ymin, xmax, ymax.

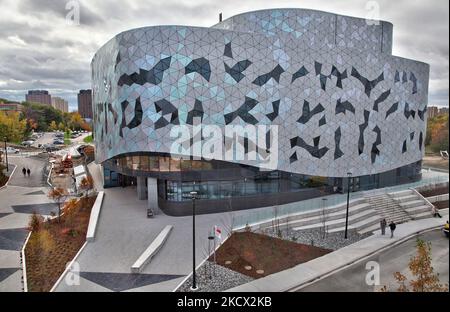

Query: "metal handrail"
<box><xmin>387</xmin><ymin>192</ymin><xmax>415</xmax><ymax>221</ymax></box>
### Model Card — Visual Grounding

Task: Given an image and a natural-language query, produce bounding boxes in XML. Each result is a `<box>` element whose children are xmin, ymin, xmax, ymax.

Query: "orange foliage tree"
<box><xmin>48</xmin><ymin>187</ymin><xmax>67</xmax><ymax>222</ymax></box>
<box><xmin>387</xmin><ymin>238</ymin><xmax>448</xmax><ymax>292</ymax></box>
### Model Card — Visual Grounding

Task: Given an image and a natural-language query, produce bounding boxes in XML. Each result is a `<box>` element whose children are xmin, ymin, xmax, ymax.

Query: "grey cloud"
<box><xmin>20</xmin><ymin>0</ymin><xmax>105</xmax><ymax>26</ymax></box>
<box><xmin>0</xmin><ymin>0</ymin><xmax>448</xmax><ymax>110</ymax></box>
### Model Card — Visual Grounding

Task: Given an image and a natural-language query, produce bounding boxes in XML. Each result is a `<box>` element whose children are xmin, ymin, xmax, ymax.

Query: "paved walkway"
<box><xmin>54</xmin><ymin>186</ymin><xmax>235</xmax><ymax>292</ymax></box>
<box><xmin>299</xmin><ymin>229</ymin><xmax>449</xmax><ymax>291</ymax></box>
<box><xmin>0</xmin><ymin>156</ymin><xmax>55</xmax><ymax>292</ymax></box>
<box><xmin>226</xmin><ymin>215</ymin><xmax>449</xmax><ymax>292</ymax></box>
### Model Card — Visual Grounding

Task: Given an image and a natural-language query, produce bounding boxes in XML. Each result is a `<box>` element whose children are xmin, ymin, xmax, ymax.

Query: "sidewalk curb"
<box><xmin>0</xmin><ymin>164</ymin><xmax>17</xmax><ymax>190</ymax></box>
<box><xmin>288</xmin><ymin>225</ymin><xmax>442</xmax><ymax>292</ymax></box>
<box><xmin>49</xmin><ymin>241</ymin><xmax>88</xmax><ymax>292</ymax></box>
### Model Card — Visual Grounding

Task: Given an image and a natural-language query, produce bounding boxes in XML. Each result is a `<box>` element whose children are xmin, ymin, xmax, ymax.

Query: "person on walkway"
<box><xmin>26</xmin><ymin>168</ymin><xmax>30</xmax><ymax>177</ymax></box>
<box><xmin>380</xmin><ymin>218</ymin><xmax>387</xmax><ymax>235</ymax></box>
<box><xmin>389</xmin><ymin>221</ymin><xmax>396</xmax><ymax>238</ymax></box>
<box><xmin>432</xmin><ymin>205</ymin><xmax>442</xmax><ymax>218</ymax></box>
<box><xmin>22</xmin><ymin>167</ymin><xmax>26</xmax><ymax>176</ymax></box>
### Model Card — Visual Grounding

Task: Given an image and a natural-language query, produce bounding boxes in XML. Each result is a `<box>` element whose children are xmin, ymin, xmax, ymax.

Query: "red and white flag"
<box><xmin>214</xmin><ymin>225</ymin><xmax>222</xmax><ymax>239</ymax></box>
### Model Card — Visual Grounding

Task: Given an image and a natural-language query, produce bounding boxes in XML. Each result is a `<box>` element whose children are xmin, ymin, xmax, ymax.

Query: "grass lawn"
<box><xmin>83</xmin><ymin>134</ymin><xmax>93</xmax><ymax>143</ymax></box>
<box><xmin>213</xmin><ymin>232</ymin><xmax>332</xmax><ymax>278</ymax></box>
<box><xmin>24</xmin><ymin>196</ymin><xmax>96</xmax><ymax>292</ymax></box>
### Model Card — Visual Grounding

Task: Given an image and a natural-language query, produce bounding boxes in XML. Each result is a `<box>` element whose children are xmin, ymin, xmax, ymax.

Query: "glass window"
<box><xmin>191</xmin><ymin>160</ymin><xmax>205</xmax><ymax>171</ymax></box>
<box><xmin>180</xmin><ymin>159</ymin><xmax>192</xmax><ymax>171</ymax></box>
<box><xmin>160</xmin><ymin>157</ymin><xmax>170</xmax><ymax>171</ymax></box>
<box><xmin>139</xmin><ymin>156</ymin><xmax>149</xmax><ymax>171</ymax></box>
<box><xmin>170</xmin><ymin>157</ymin><xmax>180</xmax><ymax>172</ymax></box>
<box><xmin>149</xmin><ymin>156</ymin><xmax>159</xmax><ymax>171</ymax></box>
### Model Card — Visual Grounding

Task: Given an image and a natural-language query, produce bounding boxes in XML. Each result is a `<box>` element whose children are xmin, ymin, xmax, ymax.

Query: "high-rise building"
<box><xmin>428</xmin><ymin>106</ymin><xmax>439</xmax><ymax>119</ymax></box>
<box><xmin>77</xmin><ymin>89</ymin><xmax>93</xmax><ymax>119</ymax></box>
<box><xmin>427</xmin><ymin>106</ymin><xmax>449</xmax><ymax>119</ymax></box>
<box><xmin>51</xmin><ymin>96</ymin><xmax>69</xmax><ymax>113</ymax></box>
<box><xmin>25</xmin><ymin>90</ymin><xmax>52</xmax><ymax>105</ymax></box>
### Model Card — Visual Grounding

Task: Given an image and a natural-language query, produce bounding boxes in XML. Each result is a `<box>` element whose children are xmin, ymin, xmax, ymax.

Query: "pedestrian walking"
<box><xmin>380</xmin><ymin>218</ymin><xmax>387</xmax><ymax>235</ymax></box>
<box><xmin>22</xmin><ymin>167</ymin><xmax>26</xmax><ymax>176</ymax></box>
<box><xmin>26</xmin><ymin>168</ymin><xmax>30</xmax><ymax>177</ymax></box>
<box><xmin>432</xmin><ymin>206</ymin><xmax>442</xmax><ymax>218</ymax></box>
<box><xmin>389</xmin><ymin>221</ymin><xmax>396</xmax><ymax>238</ymax></box>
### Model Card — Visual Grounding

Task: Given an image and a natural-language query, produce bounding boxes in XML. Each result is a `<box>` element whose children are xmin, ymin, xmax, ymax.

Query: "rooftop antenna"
<box><xmin>219</xmin><ymin>13</ymin><xmax>222</xmax><ymax>22</ymax></box>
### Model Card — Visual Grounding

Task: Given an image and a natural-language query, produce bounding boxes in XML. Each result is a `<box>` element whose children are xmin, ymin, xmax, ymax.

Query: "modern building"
<box><xmin>92</xmin><ymin>9</ymin><xmax>429</xmax><ymax>215</ymax></box>
<box><xmin>77</xmin><ymin>89</ymin><xmax>93</xmax><ymax>119</ymax></box>
<box><xmin>25</xmin><ymin>90</ymin><xmax>52</xmax><ymax>105</ymax></box>
<box><xmin>0</xmin><ymin>101</ymin><xmax>24</xmax><ymax>114</ymax></box>
<box><xmin>428</xmin><ymin>106</ymin><xmax>439</xmax><ymax>119</ymax></box>
<box><xmin>427</xmin><ymin>106</ymin><xmax>449</xmax><ymax>119</ymax></box>
<box><xmin>51</xmin><ymin>96</ymin><xmax>69</xmax><ymax>113</ymax></box>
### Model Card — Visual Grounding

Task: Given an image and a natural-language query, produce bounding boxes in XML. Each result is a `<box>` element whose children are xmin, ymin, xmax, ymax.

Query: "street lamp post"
<box><xmin>190</xmin><ymin>190</ymin><xmax>198</xmax><ymax>290</ymax></box>
<box><xmin>4</xmin><ymin>137</ymin><xmax>8</xmax><ymax>172</ymax></box>
<box><xmin>344</xmin><ymin>172</ymin><xmax>352</xmax><ymax>239</ymax></box>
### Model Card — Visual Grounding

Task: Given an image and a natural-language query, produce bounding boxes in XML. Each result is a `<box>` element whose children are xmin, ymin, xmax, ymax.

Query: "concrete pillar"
<box><xmin>147</xmin><ymin>177</ymin><xmax>161</xmax><ymax>214</ymax></box>
<box><xmin>137</xmin><ymin>176</ymin><xmax>147</xmax><ymax>200</ymax></box>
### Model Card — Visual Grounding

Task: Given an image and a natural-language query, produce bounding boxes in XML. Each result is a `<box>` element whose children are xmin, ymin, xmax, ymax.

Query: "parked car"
<box><xmin>53</xmin><ymin>139</ymin><xmax>65</xmax><ymax>145</ymax></box>
<box><xmin>21</xmin><ymin>140</ymin><xmax>34</xmax><ymax>146</ymax></box>
<box><xmin>43</xmin><ymin>143</ymin><xmax>59</xmax><ymax>152</ymax></box>
<box><xmin>0</xmin><ymin>147</ymin><xmax>20</xmax><ymax>154</ymax></box>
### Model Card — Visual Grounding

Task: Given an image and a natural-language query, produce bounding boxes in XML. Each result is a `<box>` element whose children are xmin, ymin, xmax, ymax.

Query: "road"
<box><xmin>299</xmin><ymin>230</ymin><xmax>449</xmax><ymax>292</ymax></box>
<box><xmin>7</xmin><ymin>156</ymin><xmax>47</xmax><ymax>188</ymax></box>
<box><xmin>0</xmin><ymin>154</ymin><xmax>57</xmax><ymax>291</ymax></box>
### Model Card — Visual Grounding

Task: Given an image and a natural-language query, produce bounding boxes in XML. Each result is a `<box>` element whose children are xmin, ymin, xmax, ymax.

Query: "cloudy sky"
<box><xmin>0</xmin><ymin>0</ymin><xmax>448</xmax><ymax>111</ymax></box>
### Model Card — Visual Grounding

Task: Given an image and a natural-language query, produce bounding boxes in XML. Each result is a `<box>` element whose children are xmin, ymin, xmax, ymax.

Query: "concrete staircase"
<box><xmin>364</xmin><ymin>192</ymin><xmax>412</xmax><ymax>224</ymax></box>
<box><xmin>390</xmin><ymin>189</ymin><xmax>433</xmax><ymax>221</ymax></box>
<box><xmin>259</xmin><ymin>189</ymin><xmax>435</xmax><ymax>236</ymax></box>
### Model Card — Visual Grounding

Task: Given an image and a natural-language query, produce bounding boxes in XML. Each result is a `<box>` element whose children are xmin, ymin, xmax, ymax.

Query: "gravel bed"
<box><xmin>262</xmin><ymin>227</ymin><xmax>372</xmax><ymax>250</ymax></box>
<box><xmin>176</xmin><ymin>261</ymin><xmax>254</xmax><ymax>292</ymax></box>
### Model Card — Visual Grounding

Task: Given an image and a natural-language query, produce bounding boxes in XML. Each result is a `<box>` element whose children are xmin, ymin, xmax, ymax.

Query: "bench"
<box><xmin>131</xmin><ymin>225</ymin><xmax>173</xmax><ymax>273</ymax></box>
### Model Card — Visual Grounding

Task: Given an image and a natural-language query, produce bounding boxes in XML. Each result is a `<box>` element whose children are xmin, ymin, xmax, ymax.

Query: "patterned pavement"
<box><xmin>0</xmin><ymin>156</ymin><xmax>53</xmax><ymax>292</ymax></box>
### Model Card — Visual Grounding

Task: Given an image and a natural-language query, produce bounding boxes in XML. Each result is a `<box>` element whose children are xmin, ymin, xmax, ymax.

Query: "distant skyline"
<box><xmin>0</xmin><ymin>0</ymin><xmax>448</xmax><ymax>111</ymax></box>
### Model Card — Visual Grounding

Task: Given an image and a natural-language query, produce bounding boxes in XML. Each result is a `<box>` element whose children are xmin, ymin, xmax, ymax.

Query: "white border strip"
<box><xmin>0</xmin><ymin>164</ymin><xmax>17</xmax><ymax>190</ymax></box>
<box><xmin>46</xmin><ymin>162</ymin><xmax>54</xmax><ymax>187</ymax></box>
<box><xmin>21</xmin><ymin>231</ymin><xmax>32</xmax><ymax>292</ymax></box>
<box><xmin>172</xmin><ymin>235</ymin><xmax>230</xmax><ymax>292</ymax></box>
<box><xmin>49</xmin><ymin>241</ymin><xmax>88</xmax><ymax>292</ymax></box>
<box><xmin>86</xmin><ymin>191</ymin><xmax>104</xmax><ymax>242</ymax></box>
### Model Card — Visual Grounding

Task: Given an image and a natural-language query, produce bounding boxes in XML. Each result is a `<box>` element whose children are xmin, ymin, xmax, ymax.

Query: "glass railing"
<box><xmin>231</xmin><ymin>169</ymin><xmax>449</xmax><ymax>230</ymax></box>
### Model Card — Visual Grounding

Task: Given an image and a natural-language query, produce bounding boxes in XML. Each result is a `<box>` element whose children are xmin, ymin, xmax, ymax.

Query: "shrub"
<box><xmin>28</xmin><ymin>213</ymin><xmax>43</xmax><ymax>232</ymax></box>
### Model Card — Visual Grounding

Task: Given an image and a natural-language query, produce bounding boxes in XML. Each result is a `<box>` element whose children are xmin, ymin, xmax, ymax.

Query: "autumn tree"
<box><xmin>48</xmin><ymin>187</ymin><xmax>67</xmax><ymax>222</ymax></box>
<box><xmin>49</xmin><ymin>120</ymin><xmax>58</xmax><ymax>131</ymax></box>
<box><xmin>426</xmin><ymin>114</ymin><xmax>449</xmax><ymax>153</ymax></box>
<box><xmin>386</xmin><ymin>238</ymin><xmax>449</xmax><ymax>292</ymax></box>
<box><xmin>79</xmin><ymin>175</ymin><xmax>94</xmax><ymax>207</ymax></box>
<box><xmin>0</xmin><ymin>111</ymin><xmax>27</xmax><ymax>143</ymax></box>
